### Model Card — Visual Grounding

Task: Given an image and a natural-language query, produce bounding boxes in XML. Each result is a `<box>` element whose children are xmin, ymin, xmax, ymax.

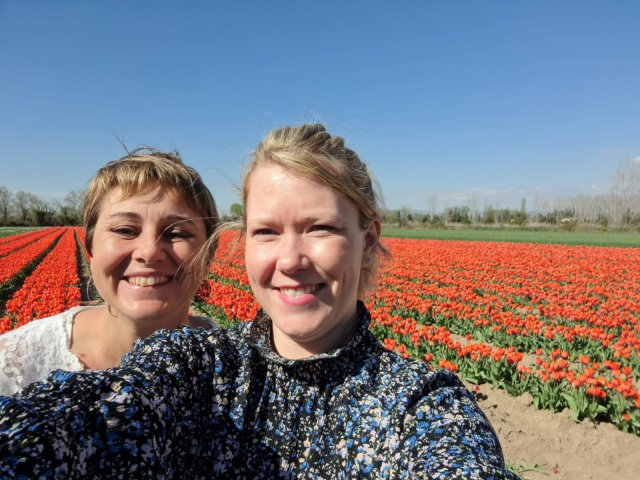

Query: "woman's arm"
<box><xmin>400</xmin><ymin>370</ymin><xmax>520</xmax><ymax>480</ymax></box>
<box><xmin>0</xmin><ymin>327</ymin><xmax>228</xmax><ymax>478</ymax></box>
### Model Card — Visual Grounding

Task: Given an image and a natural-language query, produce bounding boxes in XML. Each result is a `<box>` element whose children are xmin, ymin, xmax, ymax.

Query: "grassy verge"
<box><xmin>0</xmin><ymin>226</ymin><xmax>42</xmax><ymax>238</ymax></box>
<box><xmin>382</xmin><ymin>226</ymin><xmax>640</xmax><ymax>247</ymax></box>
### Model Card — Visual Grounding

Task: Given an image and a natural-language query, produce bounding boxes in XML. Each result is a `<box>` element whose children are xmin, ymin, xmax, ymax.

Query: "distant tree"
<box><xmin>65</xmin><ymin>189</ymin><xmax>84</xmax><ymax>211</ymax></box>
<box><xmin>62</xmin><ymin>189</ymin><xmax>85</xmax><ymax>225</ymax></box>
<box><xmin>444</xmin><ymin>205</ymin><xmax>471</xmax><ymax>224</ymax></box>
<box><xmin>229</xmin><ymin>203</ymin><xmax>243</xmax><ymax>219</ymax></box>
<box><xmin>29</xmin><ymin>200</ymin><xmax>56</xmax><ymax>226</ymax></box>
<box><xmin>399</xmin><ymin>206</ymin><xmax>412</xmax><ymax>227</ymax></box>
<box><xmin>513</xmin><ymin>210</ymin><xmax>527</xmax><ymax>226</ymax></box>
<box><xmin>428</xmin><ymin>193</ymin><xmax>438</xmax><ymax>221</ymax></box>
<box><xmin>468</xmin><ymin>193</ymin><xmax>479</xmax><ymax>224</ymax></box>
<box><xmin>14</xmin><ymin>191</ymin><xmax>30</xmax><ymax>222</ymax></box>
<box><xmin>54</xmin><ymin>202</ymin><xmax>81</xmax><ymax>225</ymax></box>
<box><xmin>15</xmin><ymin>191</ymin><xmax>44</xmax><ymax>223</ymax></box>
<box><xmin>609</xmin><ymin>159</ymin><xmax>640</xmax><ymax>227</ymax></box>
<box><xmin>482</xmin><ymin>206</ymin><xmax>496</xmax><ymax>224</ymax></box>
<box><xmin>30</xmin><ymin>208</ymin><xmax>48</xmax><ymax>226</ymax></box>
<box><xmin>0</xmin><ymin>187</ymin><xmax>11</xmax><ymax>225</ymax></box>
<box><xmin>384</xmin><ymin>209</ymin><xmax>399</xmax><ymax>225</ymax></box>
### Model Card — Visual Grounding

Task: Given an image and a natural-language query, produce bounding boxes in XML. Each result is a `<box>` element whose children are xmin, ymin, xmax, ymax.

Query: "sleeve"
<box><xmin>0</xmin><ymin>331</ymin><xmax>24</xmax><ymax>396</ymax></box>
<box><xmin>0</xmin><ymin>328</ymin><xmax>229</xmax><ymax>479</ymax></box>
<box><xmin>401</xmin><ymin>370</ymin><xmax>521</xmax><ymax>480</ymax></box>
<box><xmin>0</xmin><ymin>313</ymin><xmax>78</xmax><ymax>396</ymax></box>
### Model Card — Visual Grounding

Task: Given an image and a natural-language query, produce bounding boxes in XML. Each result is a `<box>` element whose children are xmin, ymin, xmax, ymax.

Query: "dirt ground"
<box><xmin>470</xmin><ymin>382</ymin><xmax>640</xmax><ymax>480</ymax></box>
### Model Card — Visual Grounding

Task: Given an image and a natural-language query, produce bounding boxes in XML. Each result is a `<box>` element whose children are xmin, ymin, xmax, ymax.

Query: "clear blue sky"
<box><xmin>1</xmin><ymin>0</ymin><xmax>638</xmax><ymax>214</ymax></box>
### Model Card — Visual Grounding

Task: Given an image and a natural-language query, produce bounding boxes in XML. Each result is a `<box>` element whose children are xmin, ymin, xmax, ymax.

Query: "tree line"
<box><xmin>2</xmin><ymin>159</ymin><xmax>638</xmax><ymax>229</ymax></box>
<box><xmin>0</xmin><ymin>188</ymin><xmax>84</xmax><ymax>226</ymax></box>
<box><xmin>385</xmin><ymin>159</ymin><xmax>640</xmax><ymax>230</ymax></box>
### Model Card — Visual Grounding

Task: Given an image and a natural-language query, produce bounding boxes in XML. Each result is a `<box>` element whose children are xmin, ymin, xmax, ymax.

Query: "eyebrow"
<box><xmin>106</xmin><ymin>212</ymin><xmax>199</xmax><ymax>227</ymax></box>
<box><xmin>247</xmin><ymin>212</ymin><xmax>342</xmax><ymax>223</ymax></box>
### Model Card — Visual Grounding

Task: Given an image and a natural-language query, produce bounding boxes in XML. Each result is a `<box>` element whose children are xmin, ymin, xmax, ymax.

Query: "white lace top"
<box><xmin>0</xmin><ymin>306</ymin><xmax>217</xmax><ymax>396</ymax></box>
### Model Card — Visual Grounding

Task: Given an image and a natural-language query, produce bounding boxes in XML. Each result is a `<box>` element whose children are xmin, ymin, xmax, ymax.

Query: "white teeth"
<box><xmin>127</xmin><ymin>276</ymin><xmax>170</xmax><ymax>287</ymax></box>
<box><xmin>280</xmin><ymin>285</ymin><xmax>318</xmax><ymax>298</ymax></box>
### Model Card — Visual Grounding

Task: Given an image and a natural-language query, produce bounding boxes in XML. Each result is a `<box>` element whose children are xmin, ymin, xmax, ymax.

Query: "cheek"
<box><xmin>245</xmin><ymin>256</ymin><xmax>264</xmax><ymax>286</ymax></box>
<box><xmin>89</xmin><ymin>260</ymin><xmax>98</xmax><ymax>280</ymax></box>
<box><xmin>173</xmin><ymin>243</ymin><xmax>198</xmax><ymax>263</ymax></box>
<box><xmin>314</xmin><ymin>240</ymin><xmax>360</xmax><ymax>274</ymax></box>
<box><xmin>90</xmin><ymin>255</ymin><xmax>114</xmax><ymax>279</ymax></box>
<box><xmin>90</xmin><ymin>240</ymin><xmax>129</xmax><ymax>273</ymax></box>
<box><xmin>244</xmin><ymin>253</ymin><xmax>266</xmax><ymax>297</ymax></box>
<box><xmin>245</xmin><ymin>248</ymin><xmax>268</xmax><ymax>280</ymax></box>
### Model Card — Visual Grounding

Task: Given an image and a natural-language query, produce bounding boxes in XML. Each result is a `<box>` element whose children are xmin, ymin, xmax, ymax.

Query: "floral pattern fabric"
<box><xmin>0</xmin><ymin>302</ymin><xmax>519</xmax><ymax>479</ymax></box>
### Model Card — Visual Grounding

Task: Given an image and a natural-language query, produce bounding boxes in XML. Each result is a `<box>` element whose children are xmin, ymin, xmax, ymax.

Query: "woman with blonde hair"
<box><xmin>0</xmin><ymin>149</ymin><xmax>219</xmax><ymax>395</ymax></box>
<box><xmin>0</xmin><ymin>126</ymin><xmax>518</xmax><ymax>479</ymax></box>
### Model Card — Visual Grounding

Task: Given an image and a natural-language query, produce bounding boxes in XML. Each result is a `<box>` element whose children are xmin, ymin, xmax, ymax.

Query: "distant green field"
<box><xmin>0</xmin><ymin>226</ymin><xmax>41</xmax><ymax>238</ymax></box>
<box><xmin>382</xmin><ymin>226</ymin><xmax>640</xmax><ymax>247</ymax></box>
<box><xmin>2</xmin><ymin>225</ymin><xmax>638</xmax><ymax>247</ymax></box>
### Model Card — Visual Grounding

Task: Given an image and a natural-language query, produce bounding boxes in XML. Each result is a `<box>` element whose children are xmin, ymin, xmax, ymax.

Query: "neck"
<box><xmin>271</xmin><ymin>310</ymin><xmax>360</xmax><ymax>360</ymax></box>
<box><xmin>71</xmin><ymin>306</ymin><xmax>190</xmax><ymax>369</ymax></box>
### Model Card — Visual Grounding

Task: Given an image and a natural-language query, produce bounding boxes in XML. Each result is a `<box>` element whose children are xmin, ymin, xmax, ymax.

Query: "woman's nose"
<box><xmin>133</xmin><ymin>232</ymin><xmax>166</xmax><ymax>264</ymax></box>
<box><xmin>275</xmin><ymin>236</ymin><xmax>309</xmax><ymax>273</ymax></box>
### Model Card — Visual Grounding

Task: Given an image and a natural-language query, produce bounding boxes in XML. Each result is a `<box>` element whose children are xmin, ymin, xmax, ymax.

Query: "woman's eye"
<box><xmin>252</xmin><ymin>228</ymin><xmax>276</xmax><ymax>237</ymax></box>
<box><xmin>111</xmin><ymin>227</ymin><xmax>137</xmax><ymax>237</ymax></box>
<box><xmin>166</xmin><ymin>229</ymin><xmax>192</xmax><ymax>241</ymax></box>
<box><xmin>310</xmin><ymin>224</ymin><xmax>336</xmax><ymax>233</ymax></box>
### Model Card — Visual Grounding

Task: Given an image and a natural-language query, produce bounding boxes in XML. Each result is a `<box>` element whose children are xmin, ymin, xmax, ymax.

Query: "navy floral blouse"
<box><xmin>0</xmin><ymin>302</ymin><xmax>519</xmax><ymax>479</ymax></box>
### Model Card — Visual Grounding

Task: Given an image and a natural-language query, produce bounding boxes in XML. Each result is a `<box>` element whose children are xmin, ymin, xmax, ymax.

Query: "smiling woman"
<box><xmin>0</xmin><ymin>149</ymin><xmax>220</xmax><ymax>393</ymax></box>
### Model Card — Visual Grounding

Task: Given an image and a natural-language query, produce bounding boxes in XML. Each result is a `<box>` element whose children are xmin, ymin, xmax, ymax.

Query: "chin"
<box><xmin>278</xmin><ymin>319</ymin><xmax>325</xmax><ymax>338</ymax></box>
<box><xmin>120</xmin><ymin>304</ymin><xmax>173</xmax><ymax>321</ymax></box>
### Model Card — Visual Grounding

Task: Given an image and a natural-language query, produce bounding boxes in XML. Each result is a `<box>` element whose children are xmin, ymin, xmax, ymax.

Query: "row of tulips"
<box><xmin>1</xmin><ymin>227</ymin><xmax>82</xmax><ymax>333</ymax></box>
<box><xmin>0</xmin><ymin>228</ymin><xmax>51</xmax><ymax>245</ymax></box>
<box><xmin>0</xmin><ymin>228</ymin><xmax>51</xmax><ymax>244</ymax></box>
<box><xmin>0</xmin><ymin>227</ymin><xmax>65</xmax><ymax>287</ymax></box>
<box><xmin>194</xmin><ymin>232</ymin><xmax>640</xmax><ymax>434</ymax></box>
<box><xmin>0</xmin><ymin>228</ymin><xmax>62</xmax><ymax>258</ymax></box>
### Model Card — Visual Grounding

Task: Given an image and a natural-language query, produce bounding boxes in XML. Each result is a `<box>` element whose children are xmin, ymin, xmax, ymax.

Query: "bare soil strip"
<box><xmin>74</xmin><ymin>231</ymin><xmax>101</xmax><ymax>304</ymax></box>
<box><xmin>472</xmin><ymin>382</ymin><xmax>640</xmax><ymax>480</ymax></box>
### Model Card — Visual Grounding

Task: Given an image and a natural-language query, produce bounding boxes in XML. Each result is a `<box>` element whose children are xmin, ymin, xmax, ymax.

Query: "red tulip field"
<box><xmin>2</xmin><ymin>226</ymin><xmax>640</xmax><ymax>478</ymax></box>
<box><xmin>0</xmin><ymin>227</ymin><xmax>82</xmax><ymax>333</ymax></box>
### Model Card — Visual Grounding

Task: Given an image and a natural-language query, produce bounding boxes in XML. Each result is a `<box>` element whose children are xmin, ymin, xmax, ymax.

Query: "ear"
<box><xmin>362</xmin><ymin>219</ymin><xmax>381</xmax><ymax>265</ymax></box>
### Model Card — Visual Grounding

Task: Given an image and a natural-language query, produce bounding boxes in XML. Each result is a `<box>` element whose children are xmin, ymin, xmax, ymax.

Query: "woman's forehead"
<box><xmin>245</xmin><ymin>166</ymin><xmax>358</xmax><ymax>220</ymax></box>
<box><xmin>100</xmin><ymin>184</ymin><xmax>199</xmax><ymax>216</ymax></box>
<box><xmin>247</xmin><ymin>164</ymin><xmax>332</xmax><ymax>195</ymax></box>
<box><xmin>114</xmin><ymin>182</ymin><xmax>189</xmax><ymax>202</ymax></box>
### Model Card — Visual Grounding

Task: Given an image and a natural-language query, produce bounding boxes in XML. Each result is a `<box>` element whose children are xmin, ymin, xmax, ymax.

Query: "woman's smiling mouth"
<box><xmin>126</xmin><ymin>276</ymin><xmax>171</xmax><ymax>287</ymax></box>
<box><xmin>278</xmin><ymin>284</ymin><xmax>322</xmax><ymax>298</ymax></box>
